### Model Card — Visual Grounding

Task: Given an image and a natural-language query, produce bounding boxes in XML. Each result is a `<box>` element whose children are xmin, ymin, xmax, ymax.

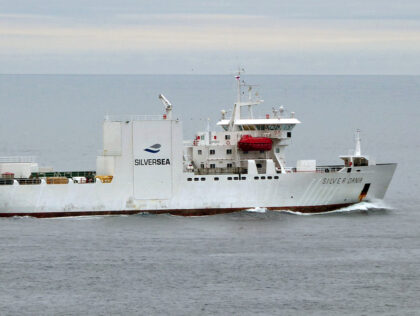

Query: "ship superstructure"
<box><xmin>0</xmin><ymin>75</ymin><xmax>396</xmax><ymax>217</ymax></box>
<box><xmin>185</xmin><ymin>75</ymin><xmax>300</xmax><ymax>176</ymax></box>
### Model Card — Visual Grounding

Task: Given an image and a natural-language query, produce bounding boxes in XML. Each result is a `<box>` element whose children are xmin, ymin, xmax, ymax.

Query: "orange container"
<box><xmin>46</xmin><ymin>177</ymin><xmax>69</xmax><ymax>184</ymax></box>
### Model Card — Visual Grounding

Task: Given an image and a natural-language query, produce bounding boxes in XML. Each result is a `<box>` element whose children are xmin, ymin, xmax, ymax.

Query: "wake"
<box><xmin>245</xmin><ymin>207</ymin><xmax>268</xmax><ymax>214</ymax></box>
<box><xmin>244</xmin><ymin>200</ymin><xmax>392</xmax><ymax>216</ymax></box>
<box><xmin>283</xmin><ymin>200</ymin><xmax>392</xmax><ymax>216</ymax></box>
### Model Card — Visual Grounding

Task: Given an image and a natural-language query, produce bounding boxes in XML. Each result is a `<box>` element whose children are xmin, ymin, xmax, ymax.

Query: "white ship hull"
<box><xmin>0</xmin><ymin>163</ymin><xmax>396</xmax><ymax>217</ymax></box>
<box><xmin>0</xmin><ymin>76</ymin><xmax>397</xmax><ymax>217</ymax></box>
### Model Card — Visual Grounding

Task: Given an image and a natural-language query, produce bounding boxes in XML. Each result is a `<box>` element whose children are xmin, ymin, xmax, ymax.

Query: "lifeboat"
<box><xmin>237</xmin><ymin>135</ymin><xmax>272</xmax><ymax>151</ymax></box>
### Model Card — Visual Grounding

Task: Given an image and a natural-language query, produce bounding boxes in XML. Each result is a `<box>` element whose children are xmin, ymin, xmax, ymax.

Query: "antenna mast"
<box><xmin>354</xmin><ymin>129</ymin><xmax>361</xmax><ymax>156</ymax></box>
<box><xmin>235</xmin><ymin>70</ymin><xmax>241</xmax><ymax>104</ymax></box>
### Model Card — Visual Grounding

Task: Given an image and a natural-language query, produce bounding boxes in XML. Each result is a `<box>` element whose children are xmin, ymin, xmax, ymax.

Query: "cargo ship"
<box><xmin>0</xmin><ymin>75</ymin><xmax>396</xmax><ymax>217</ymax></box>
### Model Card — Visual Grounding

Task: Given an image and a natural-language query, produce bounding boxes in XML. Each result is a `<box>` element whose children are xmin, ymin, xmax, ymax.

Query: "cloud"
<box><xmin>1</xmin><ymin>10</ymin><xmax>420</xmax><ymax>74</ymax></box>
<box><xmin>1</xmin><ymin>13</ymin><xmax>420</xmax><ymax>54</ymax></box>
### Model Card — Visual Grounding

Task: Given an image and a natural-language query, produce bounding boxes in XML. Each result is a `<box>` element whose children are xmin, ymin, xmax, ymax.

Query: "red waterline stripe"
<box><xmin>0</xmin><ymin>203</ymin><xmax>354</xmax><ymax>218</ymax></box>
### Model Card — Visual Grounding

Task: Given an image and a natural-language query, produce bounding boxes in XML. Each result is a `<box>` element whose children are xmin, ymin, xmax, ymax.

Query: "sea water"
<box><xmin>0</xmin><ymin>75</ymin><xmax>419</xmax><ymax>315</ymax></box>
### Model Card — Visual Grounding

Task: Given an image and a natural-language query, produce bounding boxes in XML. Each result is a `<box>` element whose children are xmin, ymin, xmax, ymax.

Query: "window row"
<box><xmin>198</xmin><ymin>149</ymin><xmax>232</xmax><ymax>155</ymax></box>
<box><xmin>254</xmin><ymin>176</ymin><xmax>279</xmax><ymax>180</ymax></box>
<box><xmin>187</xmin><ymin>175</ymin><xmax>280</xmax><ymax>182</ymax></box>
<box><xmin>198</xmin><ymin>148</ymin><xmax>273</xmax><ymax>155</ymax></box>
<box><xmin>221</xmin><ymin>124</ymin><xmax>294</xmax><ymax>131</ymax></box>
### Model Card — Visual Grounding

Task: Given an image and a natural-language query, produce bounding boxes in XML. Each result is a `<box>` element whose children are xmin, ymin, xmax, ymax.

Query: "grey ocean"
<box><xmin>0</xmin><ymin>75</ymin><xmax>419</xmax><ymax>315</ymax></box>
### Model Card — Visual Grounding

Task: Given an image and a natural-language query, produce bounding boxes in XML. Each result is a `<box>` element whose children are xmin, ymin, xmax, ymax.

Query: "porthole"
<box><xmin>261</xmin><ymin>176</ymin><xmax>266</xmax><ymax>180</ymax></box>
<box><xmin>254</xmin><ymin>176</ymin><xmax>259</xmax><ymax>180</ymax></box>
<box><xmin>187</xmin><ymin>178</ymin><xmax>192</xmax><ymax>181</ymax></box>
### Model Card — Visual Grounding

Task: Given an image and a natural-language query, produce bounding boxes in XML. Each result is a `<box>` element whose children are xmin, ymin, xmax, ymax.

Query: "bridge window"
<box><xmin>242</xmin><ymin>125</ymin><xmax>256</xmax><ymax>131</ymax></box>
<box><xmin>281</xmin><ymin>124</ymin><xmax>293</xmax><ymax>131</ymax></box>
<box><xmin>287</xmin><ymin>132</ymin><xmax>292</xmax><ymax>138</ymax></box>
<box><xmin>256</xmin><ymin>125</ymin><xmax>282</xmax><ymax>131</ymax></box>
<box><xmin>275</xmin><ymin>148</ymin><xmax>280</xmax><ymax>153</ymax></box>
<box><xmin>227</xmin><ymin>163</ymin><xmax>232</xmax><ymax>168</ymax></box>
<box><xmin>200</xmin><ymin>163</ymin><xmax>204</xmax><ymax>169</ymax></box>
<box><xmin>210</xmin><ymin>164</ymin><xmax>215</xmax><ymax>168</ymax></box>
<box><xmin>198</xmin><ymin>150</ymin><xmax>202</xmax><ymax>155</ymax></box>
<box><xmin>226</xmin><ymin>149</ymin><xmax>232</xmax><ymax>155</ymax></box>
<box><xmin>225</xmin><ymin>135</ymin><xmax>230</xmax><ymax>140</ymax></box>
<box><xmin>210</xmin><ymin>149</ymin><xmax>215</xmax><ymax>155</ymax></box>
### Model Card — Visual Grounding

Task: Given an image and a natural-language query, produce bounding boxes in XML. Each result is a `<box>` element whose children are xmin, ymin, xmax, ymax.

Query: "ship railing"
<box><xmin>105</xmin><ymin>114</ymin><xmax>164</xmax><ymax>121</ymax></box>
<box><xmin>285</xmin><ymin>166</ymin><xmax>344</xmax><ymax>173</ymax></box>
<box><xmin>316</xmin><ymin>166</ymin><xmax>343</xmax><ymax>173</ymax></box>
<box><xmin>183</xmin><ymin>140</ymin><xmax>194</xmax><ymax>146</ymax></box>
<box><xmin>239</xmin><ymin>114</ymin><xmax>296</xmax><ymax>120</ymax></box>
<box><xmin>0</xmin><ymin>156</ymin><xmax>37</xmax><ymax>163</ymax></box>
<box><xmin>31</xmin><ymin>170</ymin><xmax>96</xmax><ymax>180</ymax></box>
<box><xmin>195</xmin><ymin>167</ymin><xmax>247</xmax><ymax>175</ymax></box>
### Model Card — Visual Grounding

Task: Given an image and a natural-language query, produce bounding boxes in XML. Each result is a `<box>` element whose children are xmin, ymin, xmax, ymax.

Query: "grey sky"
<box><xmin>1</xmin><ymin>0</ymin><xmax>420</xmax><ymax>74</ymax></box>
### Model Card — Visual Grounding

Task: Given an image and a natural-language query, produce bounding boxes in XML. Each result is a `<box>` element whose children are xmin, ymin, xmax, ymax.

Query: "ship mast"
<box><xmin>228</xmin><ymin>71</ymin><xmax>263</xmax><ymax>131</ymax></box>
<box><xmin>354</xmin><ymin>129</ymin><xmax>361</xmax><ymax>156</ymax></box>
<box><xmin>229</xmin><ymin>71</ymin><xmax>243</xmax><ymax>131</ymax></box>
<box><xmin>236</xmin><ymin>72</ymin><xmax>241</xmax><ymax>104</ymax></box>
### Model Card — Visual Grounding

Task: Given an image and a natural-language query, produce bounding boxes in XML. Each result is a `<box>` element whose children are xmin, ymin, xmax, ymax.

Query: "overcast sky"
<box><xmin>1</xmin><ymin>0</ymin><xmax>420</xmax><ymax>74</ymax></box>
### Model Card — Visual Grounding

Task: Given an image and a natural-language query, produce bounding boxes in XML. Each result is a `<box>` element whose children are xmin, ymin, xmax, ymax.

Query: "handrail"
<box><xmin>0</xmin><ymin>156</ymin><xmax>37</xmax><ymax>163</ymax></box>
<box><xmin>105</xmin><ymin>115</ymin><xmax>164</xmax><ymax>121</ymax></box>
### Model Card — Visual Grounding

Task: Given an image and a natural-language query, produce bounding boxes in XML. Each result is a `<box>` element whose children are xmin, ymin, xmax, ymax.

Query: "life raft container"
<box><xmin>237</xmin><ymin>135</ymin><xmax>272</xmax><ymax>151</ymax></box>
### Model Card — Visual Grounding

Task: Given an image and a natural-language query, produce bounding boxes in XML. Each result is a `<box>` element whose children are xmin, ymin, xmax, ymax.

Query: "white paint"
<box><xmin>296</xmin><ymin>160</ymin><xmax>316</xmax><ymax>172</ymax></box>
<box><xmin>0</xmin><ymin>76</ymin><xmax>397</xmax><ymax>215</ymax></box>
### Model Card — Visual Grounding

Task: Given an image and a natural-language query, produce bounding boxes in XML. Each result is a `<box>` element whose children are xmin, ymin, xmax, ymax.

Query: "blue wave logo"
<box><xmin>144</xmin><ymin>144</ymin><xmax>161</xmax><ymax>153</ymax></box>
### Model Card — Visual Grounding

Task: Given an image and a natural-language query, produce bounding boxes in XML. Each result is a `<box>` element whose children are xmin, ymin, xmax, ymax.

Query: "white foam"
<box><xmin>245</xmin><ymin>207</ymin><xmax>267</xmax><ymax>213</ymax></box>
<box><xmin>48</xmin><ymin>215</ymin><xmax>106</xmax><ymax>220</ymax></box>
<box><xmin>282</xmin><ymin>199</ymin><xmax>392</xmax><ymax>216</ymax></box>
<box><xmin>335</xmin><ymin>200</ymin><xmax>392</xmax><ymax>213</ymax></box>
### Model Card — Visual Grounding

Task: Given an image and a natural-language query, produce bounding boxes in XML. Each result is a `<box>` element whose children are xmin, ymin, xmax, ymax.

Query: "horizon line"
<box><xmin>0</xmin><ymin>73</ymin><xmax>419</xmax><ymax>76</ymax></box>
